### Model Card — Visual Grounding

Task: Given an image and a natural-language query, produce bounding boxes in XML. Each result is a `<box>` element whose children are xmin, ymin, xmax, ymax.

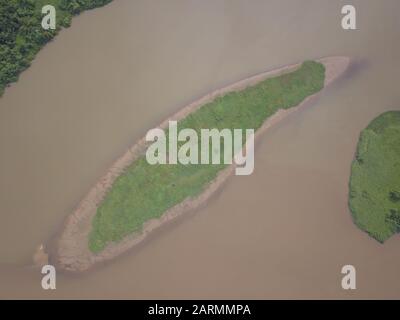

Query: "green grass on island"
<box><xmin>88</xmin><ymin>61</ymin><xmax>326</xmax><ymax>253</ymax></box>
<box><xmin>0</xmin><ymin>0</ymin><xmax>113</xmax><ymax>96</ymax></box>
<box><xmin>349</xmin><ymin>111</ymin><xmax>400</xmax><ymax>243</ymax></box>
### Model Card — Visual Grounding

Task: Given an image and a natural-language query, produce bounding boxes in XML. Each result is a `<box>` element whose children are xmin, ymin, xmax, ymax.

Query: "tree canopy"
<box><xmin>0</xmin><ymin>0</ymin><xmax>113</xmax><ymax>96</ymax></box>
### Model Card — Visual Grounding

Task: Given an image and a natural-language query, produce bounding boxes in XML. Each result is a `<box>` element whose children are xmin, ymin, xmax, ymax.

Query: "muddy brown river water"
<box><xmin>0</xmin><ymin>0</ymin><xmax>399</xmax><ymax>298</ymax></box>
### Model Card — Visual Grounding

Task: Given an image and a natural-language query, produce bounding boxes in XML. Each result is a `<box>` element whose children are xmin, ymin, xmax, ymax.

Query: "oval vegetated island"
<box><xmin>90</xmin><ymin>61</ymin><xmax>326</xmax><ymax>253</ymax></box>
<box><xmin>54</xmin><ymin>57</ymin><xmax>350</xmax><ymax>272</ymax></box>
<box><xmin>349</xmin><ymin>111</ymin><xmax>400</xmax><ymax>242</ymax></box>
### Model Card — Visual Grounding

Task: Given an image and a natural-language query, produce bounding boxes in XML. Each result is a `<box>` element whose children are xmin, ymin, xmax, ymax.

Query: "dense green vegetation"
<box><xmin>349</xmin><ymin>111</ymin><xmax>400</xmax><ymax>242</ymax></box>
<box><xmin>89</xmin><ymin>61</ymin><xmax>326</xmax><ymax>253</ymax></box>
<box><xmin>0</xmin><ymin>0</ymin><xmax>113</xmax><ymax>96</ymax></box>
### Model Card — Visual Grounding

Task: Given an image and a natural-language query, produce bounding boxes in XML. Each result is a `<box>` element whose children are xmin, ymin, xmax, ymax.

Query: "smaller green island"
<box><xmin>349</xmin><ymin>111</ymin><xmax>400</xmax><ymax>242</ymax></box>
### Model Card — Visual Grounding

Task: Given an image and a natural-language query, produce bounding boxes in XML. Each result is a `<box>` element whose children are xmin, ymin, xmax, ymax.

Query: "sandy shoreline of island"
<box><xmin>49</xmin><ymin>56</ymin><xmax>350</xmax><ymax>273</ymax></box>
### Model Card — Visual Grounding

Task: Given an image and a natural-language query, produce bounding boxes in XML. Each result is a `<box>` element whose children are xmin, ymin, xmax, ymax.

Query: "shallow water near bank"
<box><xmin>0</xmin><ymin>0</ymin><xmax>400</xmax><ymax>298</ymax></box>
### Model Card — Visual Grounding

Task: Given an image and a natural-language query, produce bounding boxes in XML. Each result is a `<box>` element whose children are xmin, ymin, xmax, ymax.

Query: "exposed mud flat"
<box><xmin>53</xmin><ymin>57</ymin><xmax>350</xmax><ymax>272</ymax></box>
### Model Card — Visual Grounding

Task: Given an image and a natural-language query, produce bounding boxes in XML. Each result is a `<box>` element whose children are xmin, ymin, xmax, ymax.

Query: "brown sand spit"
<box><xmin>50</xmin><ymin>56</ymin><xmax>350</xmax><ymax>272</ymax></box>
